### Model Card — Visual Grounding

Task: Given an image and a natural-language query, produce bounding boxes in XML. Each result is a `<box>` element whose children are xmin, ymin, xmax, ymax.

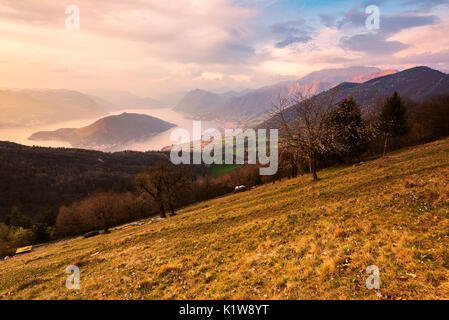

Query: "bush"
<box><xmin>407</xmin><ymin>94</ymin><xmax>449</xmax><ymax>143</ymax></box>
<box><xmin>5</xmin><ymin>206</ymin><xmax>31</xmax><ymax>228</ymax></box>
<box><xmin>56</xmin><ymin>192</ymin><xmax>152</xmax><ymax>237</ymax></box>
<box><xmin>31</xmin><ymin>222</ymin><xmax>51</xmax><ymax>243</ymax></box>
<box><xmin>0</xmin><ymin>241</ymin><xmax>13</xmax><ymax>259</ymax></box>
<box><xmin>0</xmin><ymin>222</ymin><xmax>36</xmax><ymax>258</ymax></box>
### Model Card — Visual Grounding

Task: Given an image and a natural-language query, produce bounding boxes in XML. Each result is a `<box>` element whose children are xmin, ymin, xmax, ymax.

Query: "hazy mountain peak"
<box><xmin>84</xmin><ymin>89</ymin><xmax>164</xmax><ymax>109</ymax></box>
<box><xmin>296</xmin><ymin>66</ymin><xmax>381</xmax><ymax>85</ymax></box>
<box><xmin>348</xmin><ymin>69</ymin><xmax>398</xmax><ymax>83</ymax></box>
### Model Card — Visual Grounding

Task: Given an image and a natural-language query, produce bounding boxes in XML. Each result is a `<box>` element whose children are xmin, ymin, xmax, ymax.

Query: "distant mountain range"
<box><xmin>174</xmin><ymin>89</ymin><xmax>248</xmax><ymax>115</ymax></box>
<box><xmin>84</xmin><ymin>89</ymin><xmax>166</xmax><ymax>109</ymax></box>
<box><xmin>4</xmin><ymin>66</ymin><xmax>446</xmax><ymax>133</ymax></box>
<box><xmin>261</xmin><ymin>66</ymin><xmax>449</xmax><ymax>128</ymax></box>
<box><xmin>174</xmin><ymin>66</ymin><xmax>395</xmax><ymax>126</ymax></box>
<box><xmin>0</xmin><ymin>89</ymin><xmax>109</xmax><ymax>127</ymax></box>
<box><xmin>29</xmin><ymin>112</ymin><xmax>176</xmax><ymax>150</ymax></box>
<box><xmin>0</xmin><ymin>89</ymin><xmax>165</xmax><ymax>128</ymax></box>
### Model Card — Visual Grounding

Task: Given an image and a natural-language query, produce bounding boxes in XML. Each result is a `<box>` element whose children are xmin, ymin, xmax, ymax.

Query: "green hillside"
<box><xmin>210</xmin><ymin>164</ymin><xmax>242</xmax><ymax>178</ymax></box>
<box><xmin>1</xmin><ymin>138</ymin><xmax>449</xmax><ymax>300</ymax></box>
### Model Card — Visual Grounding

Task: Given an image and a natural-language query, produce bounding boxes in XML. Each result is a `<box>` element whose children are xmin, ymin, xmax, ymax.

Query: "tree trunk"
<box><xmin>292</xmin><ymin>162</ymin><xmax>298</xmax><ymax>178</ymax></box>
<box><xmin>255</xmin><ymin>174</ymin><xmax>262</xmax><ymax>186</ymax></box>
<box><xmin>312</xmin><ymin>157</ymin><xmax>318</xmax><ymax>181</ymax></box>
<box><xmin>383</xmin><ymin>136</ymin><xmax>389</xmax><ymax>157</ymax></box>
<box><xmin>100</xmin><ymin>211</ymin><xmax>110</xmax><ymax>234</ymax></box>
<box><xmin>159</xmin><ymin>203</ymin><xmax>166</xmax><ymax>218</ymax></box>
<box><xmin>168</xmin><ymin>202</ymin><xmax>175</xmax><ymax>216</ymax></box>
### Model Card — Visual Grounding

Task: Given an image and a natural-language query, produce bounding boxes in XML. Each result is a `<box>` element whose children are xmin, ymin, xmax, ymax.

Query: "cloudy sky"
<box><xmin>0</xmin><ymin>0</ymin><xmax>448</xmax><ymax>99</ymax></box>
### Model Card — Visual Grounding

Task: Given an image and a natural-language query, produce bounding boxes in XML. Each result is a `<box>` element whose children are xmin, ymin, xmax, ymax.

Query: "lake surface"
<box><xmin>0</xmin><ymin>108</ymin><xmax>220</xmax><ymax>152</ymax></box>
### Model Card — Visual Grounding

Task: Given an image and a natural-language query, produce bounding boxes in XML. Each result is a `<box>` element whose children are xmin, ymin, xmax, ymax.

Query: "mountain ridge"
<box><xmin>175</xmin><ymin>66</ymin><xmax>389</xmax><ymax>126</ymax></box>
<box><xmin>260</xmin><ymin>66</ymin><xmax>449</xmax><ymax>128</ymax></box>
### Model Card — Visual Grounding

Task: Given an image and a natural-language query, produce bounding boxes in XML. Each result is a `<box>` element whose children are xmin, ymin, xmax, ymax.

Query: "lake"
<box><xmin>0</xmin><ymin>108</ymin><xmax>220</xmax><ymax>152</ymax></box>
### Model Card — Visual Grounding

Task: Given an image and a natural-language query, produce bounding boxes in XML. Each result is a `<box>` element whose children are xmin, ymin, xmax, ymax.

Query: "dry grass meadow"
<box><xmin>1</xmin><ymin>138</ymin><xmax>449</xmax><ymax>300</ymax></box>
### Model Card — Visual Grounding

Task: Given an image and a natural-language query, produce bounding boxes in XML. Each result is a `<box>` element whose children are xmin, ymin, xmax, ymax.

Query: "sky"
<box><xmin>0</xmin><ymin>0</ymin><xmax>448</xmax><ymax>99</ymax></box>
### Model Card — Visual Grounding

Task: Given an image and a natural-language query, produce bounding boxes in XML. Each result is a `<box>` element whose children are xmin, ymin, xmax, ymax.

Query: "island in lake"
<box><xmin>29</xmin><ymin>112</ymin><xmax>176</xmax><ymax>150</ymax></box>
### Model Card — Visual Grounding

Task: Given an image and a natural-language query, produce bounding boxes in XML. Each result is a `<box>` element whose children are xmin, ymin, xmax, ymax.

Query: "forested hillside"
<box><xmin>0</xmin><ymin>142</ymin><xmax>173</xmax><ymax>219</ymax></box>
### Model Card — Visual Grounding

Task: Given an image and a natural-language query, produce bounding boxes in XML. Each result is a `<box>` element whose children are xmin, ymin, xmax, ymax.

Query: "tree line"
<box><xmin>270</xmin><ymin>90</ymin><xmax>436</xmax><ymax>181</ymax></box>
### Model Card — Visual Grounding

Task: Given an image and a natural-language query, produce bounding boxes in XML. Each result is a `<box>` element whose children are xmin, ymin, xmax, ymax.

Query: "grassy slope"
<box><xmin>1</xmin><ymin>139</ymin><xmax>449</xmax><ymax>300</ymax></box>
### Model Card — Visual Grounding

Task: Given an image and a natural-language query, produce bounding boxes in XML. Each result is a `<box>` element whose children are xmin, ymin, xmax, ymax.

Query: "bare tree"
<box><xmin>163</xmin><ymin>164</ymin><xmax>193</xmax><ymax>216</ymax></box>
<box><xmin>93</xmin><ymin>192</ymin><xmax>117</xmax><ymax>234</ymax></box>
<box><xmin>135</xmin><ymin>164</ymin><xmax>168</xmax><ymax>218</ymax></box>
<box><xmin>270</xmin><ymin>87</ymin><xmax>341</xmax><ymax>180</ymax></box>
<box><xmin>135</xmin><ymin>163</ymin><xmax>193</xmax><ymax>217</ymax></box>
<box><xmin>279</xmin><ymin>147</ymin><xmax>301</xmax><ymax>178</ymax></box>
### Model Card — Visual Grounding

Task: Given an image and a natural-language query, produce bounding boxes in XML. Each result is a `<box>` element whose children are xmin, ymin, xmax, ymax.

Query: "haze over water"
<box><xmin>0</xmin><ymin>108</ymin><xmax>219</xmax><ymax>152</ymax></box>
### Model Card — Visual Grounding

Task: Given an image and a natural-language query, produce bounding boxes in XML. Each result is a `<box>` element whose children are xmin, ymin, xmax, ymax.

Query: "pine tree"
<box><xmin>378</xmin><ymin>92</ymin><xmax>408</xmax><ymax>156</ymax></box>
<box><xmin>325</xmin><ymin>97</ymin><xmax>367</xmax><ymax>160</ymax></box>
